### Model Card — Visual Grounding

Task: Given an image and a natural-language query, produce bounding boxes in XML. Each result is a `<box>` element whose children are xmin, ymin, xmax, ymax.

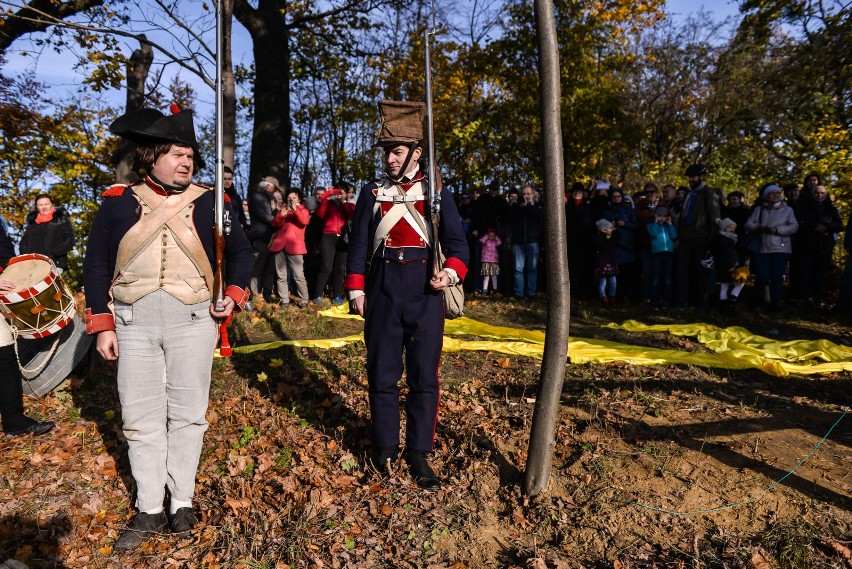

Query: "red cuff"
<box><xmin>444</xmin><ymin>257</ymin><xmax>468</xmax><ymax>282</ymax></box>
<box><xmin>344</xmin><ymin>273</ymin><xmax>365</xmax><ymax>291</ymax></box>
<box><xmin>85</xmin><ymin>308</ymin><xmax>115</xmax><ymax>334</ymax></box>
<box><xmin>225</xmin><ymin>285</ymin><xmax>250</xmax><ymax>309</ymax></box>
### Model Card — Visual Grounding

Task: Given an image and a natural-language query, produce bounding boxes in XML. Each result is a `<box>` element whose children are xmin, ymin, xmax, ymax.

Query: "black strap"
<box><xmin>386</xmin><ymin>141</ymin><xmax>418</xmax><ymax>183</ymax></box>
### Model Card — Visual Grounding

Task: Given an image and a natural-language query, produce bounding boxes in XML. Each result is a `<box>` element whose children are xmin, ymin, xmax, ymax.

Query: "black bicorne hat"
<box><xmin>109</xmin><ymin>107</ymin><xmax>199</xmax><ymax>152</ymax></box>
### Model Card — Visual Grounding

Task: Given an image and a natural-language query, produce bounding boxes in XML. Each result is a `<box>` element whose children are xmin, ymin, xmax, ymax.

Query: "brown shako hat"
<box><xmin>109</xmin><ymin>106</ymin><xmax>200</xmax><ymax>153</ymax></box>
<box><xmin>373</xmin><ymin>100</ymin><xmax>426</xmax><ymax>148</ymax></box>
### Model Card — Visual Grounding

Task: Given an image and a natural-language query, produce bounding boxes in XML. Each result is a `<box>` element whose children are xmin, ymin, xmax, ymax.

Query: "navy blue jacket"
<box><xmin>83</xmin><ymin>179</ymin><xmax>253</xmax><ymax>333</ymax></box>
<box><xmin>344</xmin><ymin>177</ymin><xmax>469</xmax><ymax>292</ymax></box>
<box><xmin>0</xmin><ymin>215</ymin><xmax>16</xmax><ymax>267</ymax></box>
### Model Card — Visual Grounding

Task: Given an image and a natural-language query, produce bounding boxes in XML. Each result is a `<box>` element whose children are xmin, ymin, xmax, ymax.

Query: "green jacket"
<box><xmin>678</xmin><ymin>184</ymin><xmax>723</xmax><ymax>242</ymax></box>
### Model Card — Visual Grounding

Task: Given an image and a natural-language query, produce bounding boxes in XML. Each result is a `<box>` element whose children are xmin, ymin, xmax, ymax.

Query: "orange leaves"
<box><xmin>224</xmin><ymin>497</ymin><xmax>252</xmax><ymax>515</ymax></box>
<box><xmin>95</xmin><ymin>453</ymin><xmax>117</xmax><ymax>477</ymax></box>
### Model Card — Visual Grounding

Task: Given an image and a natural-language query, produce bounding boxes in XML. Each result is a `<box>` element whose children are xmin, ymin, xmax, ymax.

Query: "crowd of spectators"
<box><xmin>229</xmin><ymin>164</ymin><xmax>852</xmax><ymax>318</ymax></box>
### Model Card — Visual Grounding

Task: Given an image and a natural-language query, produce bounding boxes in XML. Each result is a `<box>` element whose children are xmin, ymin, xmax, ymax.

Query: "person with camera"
<box><xmin>510</xmin><ymin>184</ymin><xmax>543</xmax><ymax>298</ymax></box>
<box><xmin>269</xmin><ymin>189</ymin><xmax>311</xmax><ymax>308</ymax></box>
<box><xmin>311</xmin><ymin>184</ymin><xmax>354</xmax><ymax>304</ymax></box>
<box><xmin>744</xmin><ymin>184</ymin><xmax>798</xmax><ymax>310</ymax></box>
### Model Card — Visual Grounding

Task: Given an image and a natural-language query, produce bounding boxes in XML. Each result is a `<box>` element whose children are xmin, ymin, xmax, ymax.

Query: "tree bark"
<box><xmin>234</xmin><ymin>0</ymin><xmax>291</xmax><ymax>190</ymax></box>
<box><xmin>523</xmin><ymin>0</ymin><xmax>569</xmax><ymax>498</ymax></box>
<box><xmin>114</xmin><ymin>35</ymin><xmax>153</xmax><ymax>184</ymax></box>
<box><xmin>0</xmin><ymin>0</ymin><xmax>104</xmax><ymax>54</ymax></box>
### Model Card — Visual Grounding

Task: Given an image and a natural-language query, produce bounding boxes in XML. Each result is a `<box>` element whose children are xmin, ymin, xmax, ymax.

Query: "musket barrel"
<box><xmin>213</xmin><ymin>0</ymin><xmax>226</xmax><ymax>312</ymax></box>
<box><xmin>424</xmin><ymin>27</ymin><xmax>438</xmax><ymax>217</ymax></box>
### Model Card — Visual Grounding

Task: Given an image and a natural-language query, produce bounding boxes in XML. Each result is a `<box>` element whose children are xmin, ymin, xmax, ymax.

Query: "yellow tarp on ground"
<box><xmin>219</xmin><ymin>305</ymin><xmax>852</xmax><ymax>377</ymax></box>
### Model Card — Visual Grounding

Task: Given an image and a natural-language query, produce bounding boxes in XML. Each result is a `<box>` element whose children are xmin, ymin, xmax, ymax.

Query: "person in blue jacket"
<box><xmin>83</xmin><ymin>107</ymin><xmax>252</xmax><ymax>550</ymax></box>
<box><xmin>646</xmin><ymin>206</ymin><xmax>677</xmax><ymax>305</ymax></box>
<box><xmin>344</xmin><ymin>100</ymin><xmax>469</xmax><ymax>490</ymax></box>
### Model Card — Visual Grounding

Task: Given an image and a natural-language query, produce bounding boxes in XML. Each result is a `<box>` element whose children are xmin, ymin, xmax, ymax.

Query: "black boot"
<box><xmin>113</xmin><ymin>511</ymin><xmax>168</xmax><ymax>551</ymax></box>
<box><xmin>0</xmin><ymin>345</ymin><xmax>54</xmax><ymax>436</ymax></box>
<box><xmin>370</xmin><ymin>446</ymin><xmax>400</xmax><ymax>474</ymax></box>
<box><xmin>404</xmin><ymin>449</ymin><xmax>441</xmax><ymax>490</ymax></box>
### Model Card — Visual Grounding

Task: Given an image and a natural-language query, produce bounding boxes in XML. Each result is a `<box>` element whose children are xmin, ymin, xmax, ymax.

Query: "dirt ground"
<box><xmin>1</xmin><ymin>295</ymin><xmax>850</xmax><ymax>568</ymax></box>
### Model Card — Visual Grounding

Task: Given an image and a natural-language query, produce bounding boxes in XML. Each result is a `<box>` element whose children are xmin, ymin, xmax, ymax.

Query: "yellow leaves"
<box><xmin>256</xmin><ymin>371</ymin><xmax>268</xmax><ymax>383</ymax></box>
<box><xmin>269</xmin><ymin>358</ymin><xmax>284</xmax><ymax>368</ymax></box>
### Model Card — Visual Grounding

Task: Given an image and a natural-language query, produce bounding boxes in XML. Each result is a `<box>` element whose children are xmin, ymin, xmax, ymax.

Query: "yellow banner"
<box><xmin>216</xmin><ymin>306</ymin><xmax>852</xmax><ymax>377</ymax></box>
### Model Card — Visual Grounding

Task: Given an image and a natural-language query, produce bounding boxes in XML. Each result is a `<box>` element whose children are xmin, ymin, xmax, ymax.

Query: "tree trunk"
<box><xmin>0</xmin><ymin>0</ymin><xmax>104</xmax><ymax>54</ymax></box>
<box><xmin>114</xmin><ymin>35</ymin><xmax>153</xmax><ymax>184</ymax></box>
<box><xmin>234</xmin><ymin>0</ymin><xmax>291</xmax><ymax>190</ymax></box>
<box><xmin>523</xmin><ymin>0</ymin><xmax>569</xmax><ymax>498</ymax></box>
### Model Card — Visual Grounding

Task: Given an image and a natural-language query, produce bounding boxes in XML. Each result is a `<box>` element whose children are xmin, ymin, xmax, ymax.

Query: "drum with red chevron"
<box><xmin>0</xmin><ymin>254</ymin><xmax>76</xmax><ymax>339</ymax></box>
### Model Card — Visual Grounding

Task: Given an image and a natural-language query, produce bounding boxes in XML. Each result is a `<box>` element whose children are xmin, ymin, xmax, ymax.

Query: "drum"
<box><xmin>0</xmin><ymin>254</ymin><xmax>76</xmax><ymax>339</ymax></box>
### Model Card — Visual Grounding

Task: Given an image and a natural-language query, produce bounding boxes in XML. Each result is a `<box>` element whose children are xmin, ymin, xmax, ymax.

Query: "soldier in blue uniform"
<box><xmin>84</xmin><ymin>107</ymin><xmax>253</xmax><ymax>550</ymax></box>
<box><xmin>345</xmin><ymin>100</ymin><xmax>469</xmax><ymax>490</ymax></box>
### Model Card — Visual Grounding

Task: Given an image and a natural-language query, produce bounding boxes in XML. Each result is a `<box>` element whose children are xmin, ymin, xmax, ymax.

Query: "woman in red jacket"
<box><xmin>312</xmin><ymin>183</ymin><xmax>356</xmax><ymax>303</ymax></box>
<box><xmin>269</xmin><ymin>189</ymin><xmax>311</xmax><ymax>307</ymax></box>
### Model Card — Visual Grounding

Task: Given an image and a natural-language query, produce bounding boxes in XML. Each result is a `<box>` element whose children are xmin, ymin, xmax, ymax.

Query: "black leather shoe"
<box><xmin>170</xmin><ymin>507</ymin><xmax>197</xmax><ymax>534</ymax></box>
<box><xmin>405</xmin><ymin>450</ymin><xmax>441</xmax><ymax>490</ymax></box>
<box><xmin>113</xmin><ymin>511</ymin><xmax>168</xmax><ymax>551</ymax></box>
<box><xmin>370</xmin><ymin>446</ymin><xmax>400</xmax><ymax>474</ymax></box>
<box><xmin>4</xmin><ymin>420</ymin><xmax>55</xmax><ymax>437</ymax></box>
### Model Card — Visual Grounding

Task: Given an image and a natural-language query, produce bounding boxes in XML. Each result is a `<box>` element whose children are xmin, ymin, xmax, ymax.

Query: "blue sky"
<box><xmin>1</xmin><ymin>0</ymin><xmax>744</xmax><ymax>114</ymax></box>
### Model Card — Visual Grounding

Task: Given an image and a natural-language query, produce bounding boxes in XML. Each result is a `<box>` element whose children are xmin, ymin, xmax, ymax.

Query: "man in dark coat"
<box><xmin>510</xmin><ymin>184</ymin><xmax>543</xmax><ymax>298</ymax></box>
<box><xmin>247</xmin><ymin>176</ymin><xmax>279</xmax><ymax>301</ymax></box>
<box><xmin>674</xmin><ymin>164</ymin><xmax>723</xmax><ymax>308</ymax></box>
<box><xmin>19</xmin><ymin>194</ymin><xmax>75</xmax><ymax>271</ymax></box>
<box><xmin>83</xmin><ymin>107</ymin><xmax>253</xmax><ymax>550</ymax></box>
<box><xmin>345</xmin><ymin>100</ymin><xmax>468</xmax><ymax>490</ymax></box>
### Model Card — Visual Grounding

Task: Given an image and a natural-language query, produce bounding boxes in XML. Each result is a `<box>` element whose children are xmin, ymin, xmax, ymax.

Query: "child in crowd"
<box><xmin>479</xmin><ymin>227</ymin><xmax>502</xmax><ymax>294</ymax></box>
<box><xmin>594</xmin><ymin>219</ymin><xmax>619</xmax><ymax>307</ymax></box>
<box><xmin>710</xmin><ymin>218</ymin><xmax>745</xmax><ymax>305</ymax></box>
<box><xmin>646</xmin><ymin>206</ymin><xmax>677</xmax><ymax>305</ymax></box>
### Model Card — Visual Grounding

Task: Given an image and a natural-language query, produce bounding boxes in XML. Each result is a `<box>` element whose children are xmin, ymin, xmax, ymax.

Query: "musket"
<box><xmin>213</xmin><ymin>0</ymin><xmax>233</xmax><ymax>356</ymax></box>
<box><xmin>424</xmin><ymin>3</ymin><xmax>440</xmax><ymax>276</ymax></box>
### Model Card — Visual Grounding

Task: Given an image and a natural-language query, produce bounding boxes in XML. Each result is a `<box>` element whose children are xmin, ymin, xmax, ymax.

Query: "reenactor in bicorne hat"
<box><xmin>345</xmin><ymin>100</ymin><xmax>469</xmax><ymax>490</ymax></box>
<box><xmin>83</xmin><ymin>107</ymin><xmax>253</xmax><ymax>550</ymax></box>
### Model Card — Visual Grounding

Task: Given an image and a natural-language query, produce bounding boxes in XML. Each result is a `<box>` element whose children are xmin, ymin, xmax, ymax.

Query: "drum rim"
<box><xmin>0</xmin><ymin>254</ymin><xmax>58</xmax><ymax>303</ymax></box>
